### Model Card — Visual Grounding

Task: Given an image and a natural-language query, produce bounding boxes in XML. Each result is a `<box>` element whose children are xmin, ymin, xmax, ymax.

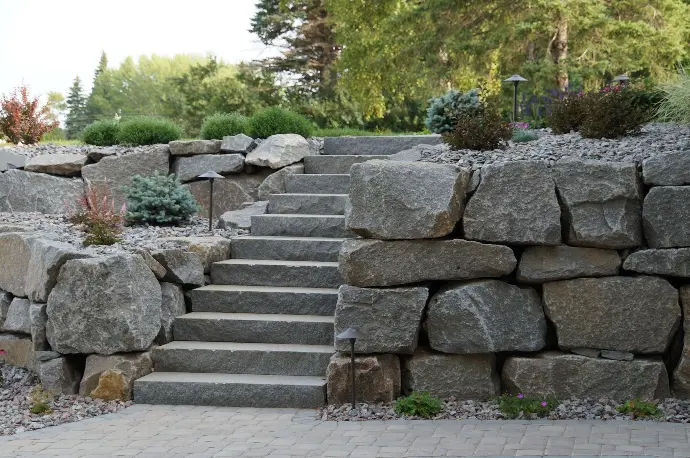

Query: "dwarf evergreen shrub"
<box><xmin>124</xmin><ymin>172</ymin><xmax>200</xmax><ymax>226</ymax></box>
<box><xmin>394</xmin><ymin>392</ymin><xmax>442</xmax><ymax>419</ymax></box>
<box><xmin>117</xmin><ymin>116</ymin><xmax>184</xmax><ymax>145</ymax></box>
<box><xmin>425</xmin><ymin>89</ymin><xmax>483</xmax><ymax>134</ymax></box>
<box><xmin>200</xmin><ymin>112</ymin><xmax>250</xmax><ymax>139</ymax></box>
<box><xmin>82</xmin><ymin>120</ymin><xmax>121</xmax><ymax>146</ymax></box>
<box><xmin>249</xmin><ymin>107</ymin><xmax>314</xmax><ymax>138</ymax></box>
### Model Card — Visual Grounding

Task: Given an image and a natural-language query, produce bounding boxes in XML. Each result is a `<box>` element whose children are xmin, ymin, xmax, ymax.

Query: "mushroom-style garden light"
<box><xmin>613</xmin><ymin>74</ymin><xmax>631</xmax><ymax>86</ymax></box>
<box><xmin>335</xmin><ymin>327</ymin><xmax>364</xmax><ymax>409</ymax></box>
<box><xmin>197</xmin><ymin>171</ymin><xmax>224</xmax><ymax>231</ymax></box>
<box><xmin>504</xmin><ymin>74</ymin><xmax>528</xmax><ymax>122</ymax></box>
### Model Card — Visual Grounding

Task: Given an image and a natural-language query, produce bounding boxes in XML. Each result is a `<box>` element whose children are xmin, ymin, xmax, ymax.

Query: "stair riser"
<box><xmin>268</xmin><ymin>194</ymin><xmax>347</xmax><ymax>215</ymax></box>
<box><xmin>323</xmin><ymin>135</ymin><xmax>442</xmax><ymax>155</ymax></box>
<box><xmin>190</xmin><ymin>289</ymin><xmax>337</xmax><ymax>315</ymax></box>
<box><xmin>134</xmin><ymin>380</ymin><xmax>326</xmax><ymax>408</ymax></box>
<box><xmin>251</xmin><ymin>215</ymin><xmax>350</xmax><ymax>238</ymax></box>
<box><xmin>304</xmin><ymin>155</ymin><xmax>389</xmax><ymax>174</ymax></box>
<box><xmin>231</xmin><ymin>238</ymin><xmax>342</xmax><ymax>262</ymax></box>
<box><xmin>211</xmin><ymin>263</ymin><xmax>342</xmax><ymax>288</ymax></box>
<box><xmin>285</xmin><ymin>175</ymin><xmax>350</xmax><ymax>194</ymax></box>
<box><xmin>174</xmin><ymin>318</ymin><xmax>333</xmax><ymax>345</ymax></box>
<box><xmin>152</xmin><ymin>347</ymin><xmax>332</xmax><ymax>376</ymax></box>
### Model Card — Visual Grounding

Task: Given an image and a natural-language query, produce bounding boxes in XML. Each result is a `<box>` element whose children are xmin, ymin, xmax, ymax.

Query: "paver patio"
<box><xmin>1</xmin><ymin>405</ymin><xmax>690</xmax><ymax>457</ymax></box>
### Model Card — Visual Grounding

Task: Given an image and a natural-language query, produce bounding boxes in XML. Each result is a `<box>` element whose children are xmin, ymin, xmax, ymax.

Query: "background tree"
<box><xmin>65</xmin><ymin>76</ymin><xmax>88</xmax><ymax>139</ymax></box>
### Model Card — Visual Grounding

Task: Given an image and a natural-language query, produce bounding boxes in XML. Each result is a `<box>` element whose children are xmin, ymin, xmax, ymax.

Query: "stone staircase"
<box><xmin>134</xmin><ymin>154</ymin><xmax>389</xmax><ymax>408</ymax></box>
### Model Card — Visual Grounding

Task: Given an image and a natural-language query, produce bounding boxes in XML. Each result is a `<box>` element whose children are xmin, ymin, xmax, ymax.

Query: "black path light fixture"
<box><xmin>197</xmin><ymin>171</ymin><xmax>224</xmax><ymax>231</ymax></box>
<box><xmin>335</xmin><ymin>327</ymin><xmax>364</xmax><ymax>409</ymax></box>
<box><xmin>613</xmin><ymin>74</ymin><xmax>631</xmax><ymax>86</ymax></box>
<box><xmin>504</xmin><ymin>74</ymin><xmax>528</xmax><ymax>122</ymax></box>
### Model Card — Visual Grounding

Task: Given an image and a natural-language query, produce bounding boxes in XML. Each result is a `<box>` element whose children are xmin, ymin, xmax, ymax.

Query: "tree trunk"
<box><xmin>549</xmin><ymin>14</ymin><xmax>569</xmax><ymax>91</ymax></box>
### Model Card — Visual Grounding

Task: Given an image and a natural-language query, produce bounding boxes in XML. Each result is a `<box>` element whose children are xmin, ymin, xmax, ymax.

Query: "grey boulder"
<box><xmin>2</xmin><ymin>298</ymin><xmax>31</xmax><ymax>334</ymax></box>
<box><xmin>517</xmin><ymin>246</ymin><xmax>620</xmax><ymax>283</ymax></box>
<box><xmin>39</xmin><ymin>357</ymin><xmax>82</xmax><ymax>395</ymax></box>
<box><xmin>339</xmin><ymin>239</ymin><xmax>516</xmax><ymax>287</ymax></box>
<box><xmin>26</xmin><ymin>237</ymin><xmax>91</xmax><ymax>302</ymax></box>
<box><xmin>623</xmin><ymin>248</ymin><xmax>690</xmax><ymax>277</ymax></box>
<box><xmin>326</xmin><ymin>353</ymin><xmax>400</xmax><ymax>405</ymax></box>
<box><xmin>132</xmin><ymin>248</ymin><xmax>167</xmax><ymax>280</ymax></box>
<box><xmin>553</xmin><ymin>159</ymin><xmax>642</xmax><ymax>249</ymax></box>
<box><xmin>463</xmin><ymin>161</ymin><xmax>561</xmax><ymax>245</ymax></box>
<box><xmin>0</xmin><ymin>170</ymin><xmax>83</xmax><ymax>214</ymax></box>
<box><xmin>427</xmin><ymin>280</ymin><xmax>546</xmax><ymax>354</ymax></box>
<box><xmin>161</xmin><ymin>236</ymin><xmax>231</xmax><ymax>273</ymax></box>
<box><xmin>245</xmin><ymin>134</ymin><xmax>313</xmax><ymax>169</ymax></box>
<box><xmin>169</xmin><ymin>140</ymin><xmax>221</xmax><ymax>156</ymax></box>
<box><xmin>0</xmin><ymin>232</ymin><xmax>31</xmax><ymax>296</ymax></box>
<box><xmin>0</xmin><ymin>334</ymin><xmax>37</xmax><ymax>372</ymax></box>
<box><xmin>334</xmin><ymin>285</ymin><xmax>428</xmax><ymax>354</ymax></box>
<box><xmin>46</xmin><ymin>254</ymin><xmax>161</xmax><ymax>355</ymax></box>
<box><xmin>186</xmin><ymin>170</ymin><xmax>272</xmax><ymax>218</ymax></box>
<box><xmin>543</xmin><ymin>276</ymin><xmax>680</xmax><ymax>353</ymax></box>
<box><xmin>24</xmin><ymin>154</ymin><xmax>88</xmax><ymax>176</ymax></box>
<box><xmin>257</xmin><ymin>164</ymin><xmax>304</xmax><ymax>200</ymax></box>
<box><xmin>79</xmin><ymin>352</ymin><xmax>152</xmax><ymax>399</ymax></box>
<box><xmin>156</xmin><ymin>282</ymin><xmax>186</xmax><ymax>345</ymax></box>
<box><xmin>643</xmin><ymin>186</ymin><xmax>690</xmax><ymax>248</ymax></box>
<box><xmin>152</xmin><ymin>249</ymin><xmax>205</xmax><ymax>286</ymax></box>
<box><xmin>643</xmin><ymin>151</ymin><xmax>690</xmax><ymax>185</ymax></box>
<box><xmin>672</xmin><ymin>286</ymin><xmax>690</xmax><ymax>397</ymax></box>
<box><xmin>172</xmin><ymin>154</ymin><xmax>244</xmax><ymax>183</ymax></box>
<box><xmin>502</xmin><ymin>352</ymin><xmax>670</xmax><ymax>400</ymax></box>
<box><xmin>221</xmin><ymin>134</ymin><xmax>254</xmax><ymax>153</ymax></box>
<box><xmin>0</xmin><ymin>290</ymin><xmax>11</xmax><ymax>329</ymax></box>
<box><xmin>29</xmin><ymin>302</ymin><xmax>48</xmax><ymax>351</ymax></box>
<box><xmin>346</xmin><ymin>161</ymin><xmax>469</xmax><ymax>239</ymax></box>
<box><xmin>218</xmin><ymin>201</ymin><xmax>268</xmax><ymax>231</ymax></box>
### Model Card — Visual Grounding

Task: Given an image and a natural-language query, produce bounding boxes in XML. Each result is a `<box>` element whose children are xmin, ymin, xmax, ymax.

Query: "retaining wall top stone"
<box><xmin>323</xmin><ymin>135</ymin><xmax>442</xmax><ymax>156</ymax></box>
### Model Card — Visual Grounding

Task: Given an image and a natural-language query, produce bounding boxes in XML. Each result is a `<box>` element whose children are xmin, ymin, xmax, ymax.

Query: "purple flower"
<box><xmin>541</xmin><ymin>401</ymin><xmax>548</xmax><ymax>407</ymax></box>
<box><xmin>517</xmin><ymin>394</ymin><xmax>524</xmax><ymax>399</ymax></box>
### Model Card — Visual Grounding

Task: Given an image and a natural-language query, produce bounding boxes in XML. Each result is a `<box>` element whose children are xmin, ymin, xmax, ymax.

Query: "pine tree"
<box><xmin>94</xmin><ymin>51</ymin><xmax>108</xmax><ymax>83</ymax></box>
<box><xmin>65</xmin><ymin>76</ymin><xmax>88</xmax><ymax>139</ymax></box>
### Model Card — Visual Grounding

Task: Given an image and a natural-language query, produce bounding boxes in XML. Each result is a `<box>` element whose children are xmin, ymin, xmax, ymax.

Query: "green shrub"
<box><xmin>394</xmin><ymin>392</ymin><xmax>442</xmax><ymax>418</ymax></box>
<box><xmin>512</xmin><ymin>130</ymin><xmax>539</xmax><ymax>143</ymax></box>
<box><xmin>425</xmin><ymin>89</ymin><xmax>483</xmax><ymax>134</ymax></box>
<box><xmin>200</xmin><ymin>113</ymin><xmax>250</xmax><ymax>139</ymax></box>
<box><xmin>616</xmin><ymin>399</ymin><xmax>662</xmax><ymax>419</ymax></box>
<box><xmin>657</xmin><ymin>72</ymin><xmax>690</xmax><ymax>124</ymax></box>
<box><xmin>497</xmin><ymin>394</ymin><xmax>556</xmax><ymax>419</ymax></box>
<box><xmin>248</xmin><ymin>107</ymin><xmax>314</xmax><ymax>138</ymax></box>
<box><xmin>124</xmin><ymin>172</ymin><xmax>200</xmax><ymax>226</ymax></box>
<box><xmin>443</xmin><ymin>103</ymin><xmax>513</xmax><ymax>150</ymax></box>
<box><xmin>82</xmin><ymin>120</ymin><xmax>121</xmax><ymax>146</ymax></box>
<box><xmin>548</xmin><ymin>93</ymin><xmax>587</xmax><ymax>134</ymax></box>
<box><xmin>30</xmin><ymin>402</ymin><xmax>52</xmax><ymax>415</ymax></box>
<box><xmin>68</xmin><ymin>183</ymin><xmax>124</xmax><ymax>246</ymax></box>
<box><xmin>579</xmin><ymin>87</ymin><xmax>647</xmax><ymax>139</ymax></box>
<box><xmin>117</xmin><ymin>116</ymin><xmax>183</xmax><ymax>145</ymax></box>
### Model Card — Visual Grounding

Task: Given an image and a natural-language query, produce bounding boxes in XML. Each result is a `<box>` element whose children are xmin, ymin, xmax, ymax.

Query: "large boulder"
<box><xmin>257</xmin><ymin>164</ymin><xmax>304</xmax><ymax>200</ymax></box>
<box><xmin>326</xmin><ymin>353</ymin><xmax>400</xmax><ymax>405</ymax></box>
<box><xmin>80</xmin><ymin>352</ymin><xmax>152</xmax><ymax>400</ymax></box>
<box><xmin>26</xmin><ymin>237</ymin><xmax>91</xmax><ymax>302</ymax></box>
<box><xmin>39</xmin><ymin>357</ymin><xmax>82</xmax><ymax>395</ymax></box>
<box><xmin>81</xmin><ymin>145</ymin><xmax>169</xmax><ymax>207</ymax></box>
<box><xmin>346</xmin><ymin>161</ymin><xmax>469</xmax><ymax>239</ymax></box>
<box><xmin>160</xmin><ymin>236</ymin><xmax>231</xmax><ymax>273</ymax></box>
<box><xmin>132</xmin><ymin>248</ymin><xmax>166</xmax><ymax>280</ymax></box>
<box><xmin>0</xmin><ymin>170</ymin><xmax>83</xmax><ymax>214</ymax></box>
<box><xmin>0</xmin><ymin>334</ymin><xmax>37</xmax><ymax>372</ymax></box>
<box><xmin>2</xmin><ymin>298</ymin><xmax>31</xmax><ymax>334</ymax></box>
<box><xmin>0</xmin><ymin>148</ymin><xmax>27</xmax><ymax>171</ymax></box>
<box><xmin>218</xmin><ymin>201</ymin><xmax>268</xmax><ymax>231</ymax></box>
<box><xmin>24</xmin><ymin>154</ymin><xmax>88</xmax><ymax>176</ymax></box>
<box><xmin>172</xmin><ymin>154</ymin><xmax>244</xmax><ymax>183</ymax></box>
<box><xmin>334</xmin><ymin>285</ymin><xmax>428</xmax><ymax>354</ymax></box>
<box><xmin>463</xmin><ymin>161</ymin><xmax>561</xmax><ymax>245</ymax></box>
<box><xmin>542</xmin><ymin>276</ymin><xmax>680</xmax><ymax>353</ymax></box>
<box><xmin>623</xmin><ymin>249</ymin><xmax>690</xmax><ymax>277</ymax></box>
<box><xmin>672</xmin><ymin>286</ymin><xmax>690</xmax><ymax>397</ymax></box>
<box><xmin>29</xmin><ymin>302</ymin><xmax>48</xmax><ymax>351</ymax></box>
<box><xmin>245</xmin><ymin>134</ymin><xmax>313</xmax><ymax>169</ymax></box>
<box><xmin>169</xmin><ymin>140</ymin><xmax>221</xmax><ymax>156</ymax></box>
<box><xmin>643</xmin><ymin>151</ymin><xmax>690</xmax><ymax>186</ymax></box>
<box><xmin>221</xmin><ymin>134</ymin><xmax>254</xmax><ymax>153</ymax></box>
<box><xmin>46</xmin><ymin>254</ymin><xmax>161</xmax><ymax>355</ymax></box>
<box><xmin>186</xmin><ymin>169</ymin><xmax>272</xmax><ymax>218</ymax></box>
<box><xmin>517</xmin><ymin>246</ymin><xmax>620</xmax><ymax>283</ymax></box>
<box><xmin>643</xmin><ymin>186</ymin><xmax>690</xmax><ymax>248</ymax></box>
<box><xmin>339</xmin><ymin>239</ymin><xmax>516</xmax><ymax>287</ymax></box>
<box><xmin>156</xmin><ymin>282</ymin><xmax>186</xmax><ymax>345</ymax></box>
<box><xmin>502</xmin><ymin>352</ymin><xmax>670</xmax><ymax>400</ymax></box>
<box><xmin>0</xmin><ymin>232</ymin><xmax>31</xmax><ymax>296</ymax></box>
<box><xmin>427</xmin><ymin>280</ymin><xmax>546</xmax><ymax>354</ymax></box>
<box><xmin>553</xmin><ymin>159</ymin><xmax>642</xmax><ymax>249</ymax></box>
<box><xmin>402</xmin><ymin>348</ymin><xmax>499</xmax><ymax>399</ymax></box>
<box><xmin>152</xmin><ymin>249</ymin><xmax>204</xmax><ymax>286</ymax></box>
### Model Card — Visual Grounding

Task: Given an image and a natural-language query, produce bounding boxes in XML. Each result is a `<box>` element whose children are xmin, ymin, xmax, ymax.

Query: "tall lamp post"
<box><xmin>335</xmin><ymin>328</ymin><xmax>364</xmax><ymax>409</ymax></box>
<box><xmin>197</xmin><ymin>171</ymin><xmax>224</xmax><ymax>232</ymax></box>
<box><xmin>504</xmin><ymin>75</ymin><xmax>528</xmax><ymax>122</ymax></box>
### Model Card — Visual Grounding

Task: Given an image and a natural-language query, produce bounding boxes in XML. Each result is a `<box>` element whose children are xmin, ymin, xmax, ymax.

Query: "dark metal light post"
<box><xmin>336</xmin><ymin>328</ymin><xmax>364</xmax><ymax>409</ymax></box>
<box><xmin>613</xmin><ymin>74</ymin><xmax>630</xmax><ymax>86</ymax></box>
<box><xmin>504</xmin><ymin>75</ymin><xmax>528</xmax><ymax>122</ymax></box>
<box><xmin>197</xmin><ymin>171</ymin><xmax>224</xmax><ymax>231</ymax></box>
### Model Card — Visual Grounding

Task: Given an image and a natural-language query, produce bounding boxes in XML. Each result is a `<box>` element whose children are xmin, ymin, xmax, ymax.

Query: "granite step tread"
<box><xmin>285</xmin><ymin>174</ymin><xmax>350</xmax><ymax>194</ymax></box>
<box><xmin>303</xmin><ymin>155</ymin><xmax>389</xmax><ymax>174</ymax></box>
<box><xmin>230</xmin><ymin>236</ymin><xmax>344</xmax><ymax>262</ymax></box>
<box><xmin>268</xmin><ymin>193</ymin><xmax>348</xmax><ymax>215</ymax></box>
<box><xmin>251</xmin><ymin>214</ymin><xmax>349</xmax><ymax>238</ymax></box>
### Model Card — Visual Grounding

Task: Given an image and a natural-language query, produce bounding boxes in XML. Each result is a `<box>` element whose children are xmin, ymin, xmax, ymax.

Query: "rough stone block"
<box><xmin>156</xmin><ymin>282</ymin><xmax>186</xmax><ymax>345</ymax></box>
<box><xmin>169</xmin><ymin>140</ymin><xmax>221</xmax><ymax>156</ymax></box>
<box><xmin>152</xmin><ymin>249</ymin><xmax>205</xmax><ymax>286</ymax></box>
<box><xmin>39</xmin><ymin>357</ymin><xmax>82</xmax><ymax>395</ymax></box>
<box><xmin>517</xmin><ymin>246</ymin><xmax>620</xmax><ymax>283</ymax></box>
<box><xmin>186</xmin><ymin>170</ymin><xmax>271</xmax><ymax>218</ymax></box>
<box><xmin>0</xmin><ymin>289</ymin><xmax>11</xmax><ymax>329</ymax></box>
<box><xmin>26</xmin><ymin>237</ymin><xmax>91</xmax><ymax>302</ymax></box>
<box><xmin>643</xmin><ymin>186</ymin><xmax>690</xmax><ymax>248</ymax></box>
<box><xmin>24</xmin><ymin>154</ymin><xmax>88</xmax><ymax>176</ymax></box>
<box><xmin>29</xmin><ymin>302</ymin><xmax>48</xmax><ymax>351</ymax></box>
<box><xmin>643</xmin><ymin>150</ymin><xmax>690</xmax><ymax>185</ymax></box>
<box><xmin>218</xmin><ymin>201</ymin><xmax>268</xmax><ymax>231</ymax></box>
<box><xmin>2</xmin><ymin>298</ymin><xmax>31</xmax><ymax>334</ymax></box>
<box><xmin>672</xmin><ymin>286</ymin><xmax>690</xmax><ymax>398</ymax></box>
<box><xmin>80</xmin><ymin>352</ymin><xmax>153</xmax><ymax>400</ymax></box>
<box><xmin>326</xmin><ymin>353</ymin><xmax>400</xmax><ymax>405</ymax></box>
<box><xmin>623</xmin><ymin>248</ymin><xmax>690</xmax><ymax>277</ymax></box>
<box><xmin>246</xmin><ymin>134</ymin><xmax>313</xmax><ymax>169</ymax></box>
<box><xmin>0</xmin><ymin>334</ymin><xmax>37</xmax><ymax>372</ymax></box>
<box><xmin>173</xmin><ymin>154</ymin><xmax>244</xmax><ymax>182</ymax></box>
<box><xmin>0</xmin><ymin>170</ymin><xmax>84</xmax><ymax>214</ymax></box>
<box><xmin>221</xmin><ymin>134</ymin><xmax>254</xmax><ymax>153</ymax></box>
<box><xmin>257</xmin><ymin>164</ymin><xmax>304</xmax><ymax>199</ymax></box>
<box><xmin>160</xmin><ymin>236</ymin><xmax>231</xmax><ymax>273</ymax></box>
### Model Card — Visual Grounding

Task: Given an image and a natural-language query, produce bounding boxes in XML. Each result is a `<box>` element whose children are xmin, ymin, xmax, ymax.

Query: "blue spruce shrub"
<box><xmin>124</xmin><ymin>172</ymin><xmax>200</xmax><ymax>226</ymax></box>
<box><xmin>425</xmin><ymin>89</ymin><xmax>483</xmax><ymax>134</ymax></box>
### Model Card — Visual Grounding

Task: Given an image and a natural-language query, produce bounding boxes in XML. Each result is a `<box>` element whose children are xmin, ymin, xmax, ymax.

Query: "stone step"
<box><xmin>174</xmin><ymin>312</ymin><xmax>334</xmax><ymax>345</ymax></box>
<box><xmin>190</xmin><ymin>285</ymin><xmax>338</xmax><ymax>315</ymax></box>
<box><xmin>303</xmin><ymin>155</ymin><xmax>389</xmax><ymax>174</ymax></box>
<box><xmin>152</xmin><ymin>341</ymin><xmax>334</xmax><ymax>376</ymax></box>
<box><xmin>323</xmin><ymin>134</ymin><xmax>442</xmax><ymax>155</ymax></box>
<box><xmin>251</xmin><ymin>214</ymin><xmax>350</xmax><ymax>238</ymax></box>
<box><xmin>231</xmin><ymin>236</ymin><xmax>344</xmax><ymax>262</ymax></box>
<box><xmin>285</xmin><ymin>174</ymin><xmax>350</xmax><ymax>194</ymax></box>
<box><xmin>211</xmin><ymin>259</ymin><xmax>342</xmax><ymax>288</ymax></box>
<box><xmin>268</xmin><ymin>193</ymin><xmax>348</xmax><ymax>215</ymax></box>
<box><xmin>134</xmin><ymin>372</ymin><xmax>326</xmax><ymax>408</ymax></box>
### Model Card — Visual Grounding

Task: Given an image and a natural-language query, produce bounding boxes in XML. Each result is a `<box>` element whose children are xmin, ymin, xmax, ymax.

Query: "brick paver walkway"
<box><xmin>1</xmin><ymin>405</ymin><xmax>689</xmax><ymax>457</ymax></box>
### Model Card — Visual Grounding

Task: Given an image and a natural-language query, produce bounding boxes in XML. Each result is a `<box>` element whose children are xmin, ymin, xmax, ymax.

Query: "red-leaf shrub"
<box><xmin>67</xmin><ymin>182</ymin><xmax>126</xmax><ymax>246</ymax></box>
<box><xmin>0</xmin><ymin>86</ymin><xmax>58</xmax><ymax>144</ymax></box>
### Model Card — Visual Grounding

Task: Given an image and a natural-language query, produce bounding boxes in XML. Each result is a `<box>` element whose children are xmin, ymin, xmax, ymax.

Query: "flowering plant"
<box><xmin>497</xmin><ymin>394</ymin><xmax>556</xmax><ymax>419</ymax></box>
<box><xmin>67</xmin><ymin>182</ymin><xmax>125</xmax><ymax>246</ymax></box>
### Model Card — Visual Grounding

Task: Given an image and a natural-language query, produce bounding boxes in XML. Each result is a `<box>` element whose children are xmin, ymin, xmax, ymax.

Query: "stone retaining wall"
<box><xmin>330</xmin><ymin>153</ymin><xmax>690</xmax><ymax>404</ymax></box>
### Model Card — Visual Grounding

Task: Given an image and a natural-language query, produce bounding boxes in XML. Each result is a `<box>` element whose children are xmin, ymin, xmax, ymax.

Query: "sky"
<box><xmin>0</xmin><ymin>0</ymin><xmax>280</xmax><ymax>98</ymax></box>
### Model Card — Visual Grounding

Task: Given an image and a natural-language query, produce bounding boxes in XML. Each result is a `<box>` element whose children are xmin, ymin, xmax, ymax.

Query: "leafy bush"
<box><xmin>0</xmin><ymin>86</ymin><xmax>58</xmax><ymax>144</ymax></box>
<box><xmin>548</xmin><ymin>92</ymin><xmax>587</xmax><ymax>134</ymax></box>
<box><xmin>657</xmin><ymin>72</ymin><xmax>690</xmax><ymax>124</ymax></box>
<box><xmin>443</xmin><ymin>102</ymin><xmax>513</xmax><ymax>150</ymax></box>
<box><xmin>616</xmin><ymin>399</ymin><xmax>662</xmax><ymax>419</ymax></box>
<box><xmin>200</xmin><ymin>113</ymin><xmax>250</xmax><ymax>139</ymax></box>
<box><xmin>394</xmin><ymin>392</ymin><xmax>442</xmax><ymax>418</ymax></box>
<box><xmin>68</xmin><ymin>183</ymin><xmax>125</xmax><ymax>246</ymax></box>
<box><xmin>425</xmin><ymin>89</ymin><xmax>483</xmax><ymax>134</ymax></box>
<box><xmin>248</xmin><ymin>107</ymin><xmax>314</xmax><ymax>138</ymax></box>
<box><xmin>124</xmin><ymin>172</ymin><xmax>200</xmax><ymax>226</ymax></box>
<box><xmin>83</xmin><ymin>120</ymin><xmax>121</xmax><ymax>146</ymax></box>
<box><xmin>497</xmin><ymin>394</ymin><xmax>556</xmax><ymax>419</ymax></box>
<box><xmin>579</xmin><ymin>86</ymin><xmax>647</xmax><ymax>139</ymax></box>
<box><xmin>30</xmin><ymin>402</ymin><xmax>52</xmax><ymax>415</ymax></box>
<box><xmin>117</xmin><ymin>116</ymin><xmax>183</xmax><ymax>145</ymax></box>
<box><xmin>29</xmin><ymin>386</ymin><xmax>53</xmax><ymax>415</ymax></box>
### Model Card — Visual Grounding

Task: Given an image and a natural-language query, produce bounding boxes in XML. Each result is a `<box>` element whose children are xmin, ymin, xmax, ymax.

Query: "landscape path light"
<box><xmin>197</xmin><ymin>171</ymin><xmax>224</xmax><ymax>231</ymax></box>
<box><xmin>335</xmin><ymin>327</ymin><xmax>364</xmax><ymax>409</ymax></box>
<box><xmin>504</xmin><ymin>74</ymin><xmax>528</xmax><ymax>122</ymax></box>
<box><xmin>613</xmin><ymin>74</ymin><xmax>630</xmax><ymax>86</ymax></box>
